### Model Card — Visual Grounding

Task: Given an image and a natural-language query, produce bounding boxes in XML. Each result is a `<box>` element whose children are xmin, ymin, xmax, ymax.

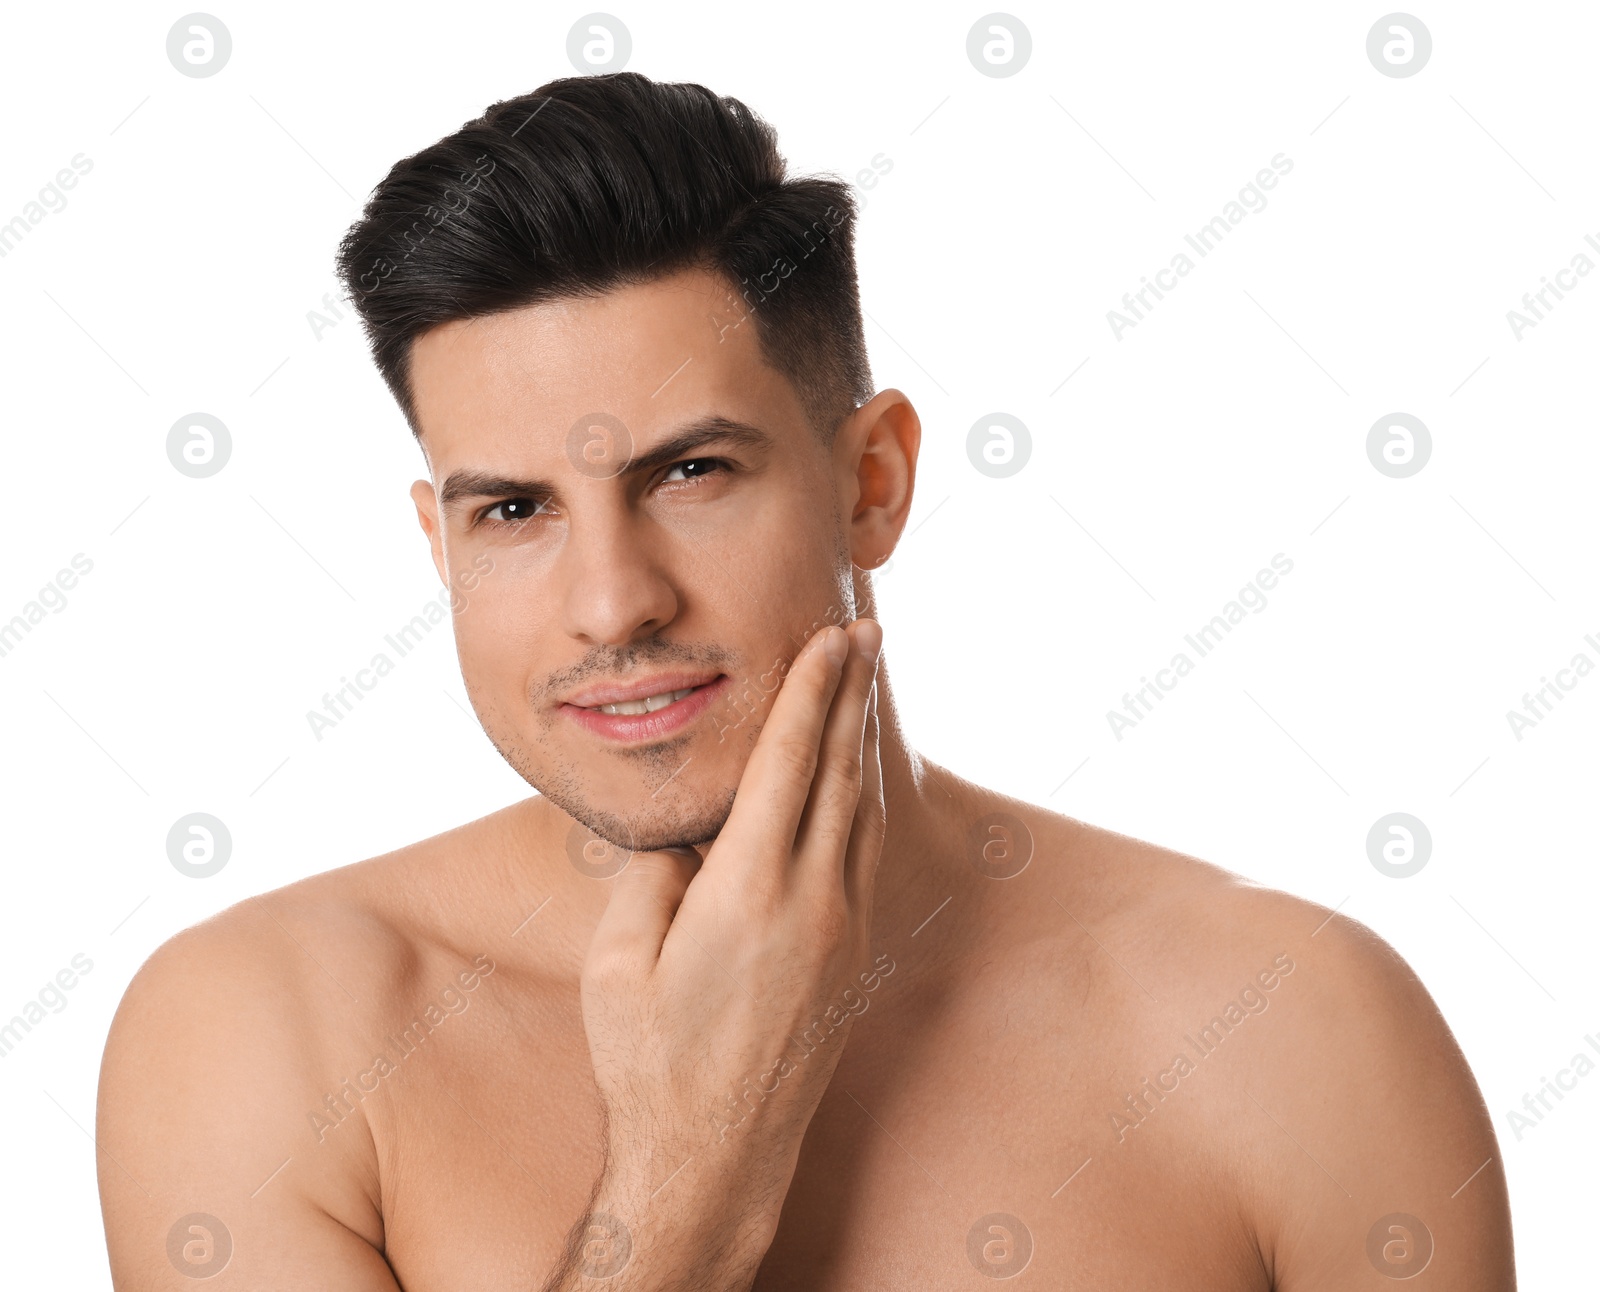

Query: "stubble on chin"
<box><xmin>474</xmin><ymin>687</ymin><xmax>744</xmax><ymax>854</ymax></box>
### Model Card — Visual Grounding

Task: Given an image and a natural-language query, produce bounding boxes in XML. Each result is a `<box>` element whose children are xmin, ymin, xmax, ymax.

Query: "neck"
<box><xmin>847</xmin><ymin>572</ymin><xmax>990</xmax><ymax>953</ymax></box>
<box><xmin>855</xmin><ymin>659</ymin><xmax>984</xmax><ymax>951</ymax></box>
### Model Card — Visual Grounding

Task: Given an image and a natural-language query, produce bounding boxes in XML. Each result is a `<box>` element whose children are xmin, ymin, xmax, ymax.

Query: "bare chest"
<box><xmin>365</xmin><ymin>966</ymin><xmax>1266</xmax><ymax>1290</ymax></box>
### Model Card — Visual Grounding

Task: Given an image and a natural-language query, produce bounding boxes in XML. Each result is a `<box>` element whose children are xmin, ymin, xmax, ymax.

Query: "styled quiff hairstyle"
<box><xmin>335</xmin><ymin>72</ymin><xmax>873</xmax><ymax>442</ymax></box>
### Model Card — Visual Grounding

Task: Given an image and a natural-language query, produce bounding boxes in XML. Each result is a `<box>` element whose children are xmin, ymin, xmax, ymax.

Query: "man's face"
<box><xmin>408</xmin><ymin>267</ymin><xmax>859</xmax><ymax>852</ymax></box>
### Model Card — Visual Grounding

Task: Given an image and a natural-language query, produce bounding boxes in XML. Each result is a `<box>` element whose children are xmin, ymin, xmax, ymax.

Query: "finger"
<box><xmin>699</xmin><ymin>624</ymin><xmax>849</xmax><ymax>890</ymax></box>
<box><xmin>844</xmin><ymin>677</ymin><xmax>884</xmax><ymax>914</ymax></box>
<box><xmin>587</xmin><ymin>845</ymin><xmax>703</xmax><ymax>969</ymax></box>
<box><xmin>793</xmin><ymin>618</ymin><xmax>882</xmax><ymax>880</ymax></box>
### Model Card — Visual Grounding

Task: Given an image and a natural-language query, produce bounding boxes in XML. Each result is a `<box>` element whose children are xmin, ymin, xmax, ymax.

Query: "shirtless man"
<box><xmin>96</xmin><ymin>72</ymin><xmax>1516</xmax><ymax>1289</ymax></box>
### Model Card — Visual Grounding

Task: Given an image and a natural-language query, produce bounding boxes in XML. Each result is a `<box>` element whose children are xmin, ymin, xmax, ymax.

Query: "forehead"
<box><xmin>408</xmin><ymin>266</ymin><xmax>802</xmax><ymax>460</ymax></box>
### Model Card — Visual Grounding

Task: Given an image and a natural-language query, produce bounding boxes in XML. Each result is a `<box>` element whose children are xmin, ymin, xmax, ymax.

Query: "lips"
<box><xmin>563</xmin><ymin>670</ymin><xmax>724</xmax><ymax>710</ymax></box>
<box><xmin>560</xmin><ymin>674</ymin><xmax>731</xmax><ymax>745</ymax></box>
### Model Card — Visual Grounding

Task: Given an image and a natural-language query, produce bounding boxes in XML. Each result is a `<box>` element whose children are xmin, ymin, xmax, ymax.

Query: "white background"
<box><xmin>1</xmin><ymin>1</ymin><xmax>1594</xmax><ymax>1285</ymax></box>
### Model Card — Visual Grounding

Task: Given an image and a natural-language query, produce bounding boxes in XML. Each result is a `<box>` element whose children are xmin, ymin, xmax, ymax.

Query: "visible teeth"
<box><xmin>594</xmin><ymin>686</ymin><xmax>696</xmax><ymax>716</ymax></box>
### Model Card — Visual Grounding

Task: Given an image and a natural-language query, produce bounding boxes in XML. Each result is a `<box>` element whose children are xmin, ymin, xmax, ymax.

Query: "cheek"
<box><xmin>740</xmin><ymin>544</ymin><xmax>848</xmax><ymax>649</ymax></box>
<box><xmin>453</xmin><ymin>579</ymin><xmax>539</xmax><ymax>693</ymax></box>
<box><xmin>735</xmin><ymin>489</ymin><xmax>848</xmax><ymax>605</ymax></box>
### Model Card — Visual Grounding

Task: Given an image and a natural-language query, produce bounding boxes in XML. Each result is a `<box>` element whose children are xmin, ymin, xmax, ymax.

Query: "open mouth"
<box><xmin>561</xmin><ymin>675</ymin><xmax>731</xmax><ymax>743</ymax></box>
<box><xmin>582</xmin><ymin>686</ymin><xmax>699</xmax><ymax>717</ymax></box>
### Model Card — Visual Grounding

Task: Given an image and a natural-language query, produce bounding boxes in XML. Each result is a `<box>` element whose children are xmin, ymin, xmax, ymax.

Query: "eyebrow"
<box><xmin>438</xmin><ymin>416</ymin><xmax>775</xmax><ymax>513</ymax></box>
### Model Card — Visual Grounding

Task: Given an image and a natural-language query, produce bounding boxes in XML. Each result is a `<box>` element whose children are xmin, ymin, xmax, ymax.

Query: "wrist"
<box><xmin>589</xmin><ymin>1150</ymin><xmax>782</xmax><ymax>1275</ymax></box>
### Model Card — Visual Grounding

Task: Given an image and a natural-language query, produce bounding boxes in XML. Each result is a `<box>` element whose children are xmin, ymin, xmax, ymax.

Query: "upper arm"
<box><xmin>96</xmin><ymin>913</ymin><xmax>401</xmax><ymax>1291</ymax></box>
<box><xmin>1245</xmin><ymin>907</ymin><xmax>1515</xmax><ymax>1290</ymax></box>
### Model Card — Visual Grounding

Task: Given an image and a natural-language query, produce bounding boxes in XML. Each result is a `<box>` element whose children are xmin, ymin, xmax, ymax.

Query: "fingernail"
<box><xmin>853</xmin><ymin>619</ymin><xmax>883</xmax><ymax>663</ymax></box>
<box><xmin>823</xmin><ymin>626</ymin><xmax>849</xmax><ymax>666</ymax></box>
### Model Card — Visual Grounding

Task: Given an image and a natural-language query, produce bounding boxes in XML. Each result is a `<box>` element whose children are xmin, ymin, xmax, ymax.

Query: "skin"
<box><xmin>96</xmin><ymin>267</ymin><xmax>1516</xmax><ymax>1289</ymax></box>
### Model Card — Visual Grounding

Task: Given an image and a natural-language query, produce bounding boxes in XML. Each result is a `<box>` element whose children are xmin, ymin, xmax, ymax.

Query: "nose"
<box><xmin>554</xmin><ymin>492</ymin><xmax>680</xmax><ymax>647</ymax></box>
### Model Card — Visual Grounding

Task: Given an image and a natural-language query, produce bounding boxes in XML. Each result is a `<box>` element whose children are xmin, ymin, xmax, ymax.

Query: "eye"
<box><xmin>479</xmin><ymin>497</ymin><xmax>546</xmax><ymax>526</ymax></box>
<box><xmin>660</xmin><ymin>457</ymin><xmax>728</xmax><ymax>485</ymax></box>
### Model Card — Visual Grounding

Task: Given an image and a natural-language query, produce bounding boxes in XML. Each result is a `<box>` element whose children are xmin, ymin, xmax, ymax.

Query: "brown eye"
<box><xmin>662</xmin><ymin>458</ymin><xmax>726</xmax><ymax>484</ymax></box>
<box><xmin>483</xmin><ymin>497</ymin><xmax>544</xmax><ymax>524</ymax></box>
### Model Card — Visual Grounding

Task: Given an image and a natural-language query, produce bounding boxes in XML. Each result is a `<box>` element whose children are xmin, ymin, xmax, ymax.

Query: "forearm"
<box><xmin>539</xmin><ymin>1151</ymin><xmax>782</xmax><ymax>1292</ymax></box>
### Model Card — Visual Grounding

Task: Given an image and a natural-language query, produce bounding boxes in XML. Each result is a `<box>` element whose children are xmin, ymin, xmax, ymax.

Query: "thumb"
<box><xmin>591</xmin><ymin>845</ymin><xmax>704</xmax><ymax>964</ymax></box>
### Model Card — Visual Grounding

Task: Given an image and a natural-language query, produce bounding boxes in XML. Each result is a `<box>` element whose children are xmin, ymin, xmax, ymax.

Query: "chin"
<box><xmin>544</xmin><ymin>776</ymin><xmax>737</xmax><ymax>857</ymax></box>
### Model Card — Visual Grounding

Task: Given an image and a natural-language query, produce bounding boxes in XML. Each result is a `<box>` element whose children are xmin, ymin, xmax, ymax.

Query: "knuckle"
<box><xmin>810</xmin><ymin>754</ymin><xmax>864</xmax><ymax>824</ymax></box>
<box><xmin>768</xmin><ymin>733</ymin><xmax>820</xmax><ymax>783</ymax></box>
<box><xmin>830</xmin><ymin>746</ymin><xmax>864</xmax><ymax>790</ymax></box>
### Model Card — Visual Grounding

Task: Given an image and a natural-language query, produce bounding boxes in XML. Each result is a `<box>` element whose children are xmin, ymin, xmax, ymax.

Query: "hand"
<box><xmin>576</xmin><ymin>617</ymin><xmax>885</xmax><ymax>1273</ymax></box>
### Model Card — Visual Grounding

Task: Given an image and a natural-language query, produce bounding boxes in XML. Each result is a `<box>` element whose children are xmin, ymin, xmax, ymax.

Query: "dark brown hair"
<box><xmin>335</xmin><ymin>72</ymin><xmax>873</xmax><ymax>441</ymax></box>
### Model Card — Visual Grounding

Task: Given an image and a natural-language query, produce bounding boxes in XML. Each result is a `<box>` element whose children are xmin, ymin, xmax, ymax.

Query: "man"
<box><xmin>97</xmin><ymin>73</ymin><xmax>1515</xmax><ymax>1289</ymax></box>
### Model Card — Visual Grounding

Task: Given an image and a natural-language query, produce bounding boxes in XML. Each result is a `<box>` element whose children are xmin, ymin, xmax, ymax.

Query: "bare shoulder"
<box><xmin>103</xmin><ymin>822</ymin><xmax>463</xmax><ymax>1075</ymax></box>
<box><xmin>105</xmin><ymin>795</ymin><xmax>537</xmax><ymax>1045</ymax></box>
<box><xmin>1025</xmin><ymin>807</ymin><xmax>1516</xmax><ymax>1287</ymax></box>
<box><xmin>1015</xmin><ymin>804</ymin><xmax>1450</xmax><ymax>1022</ymax></box>
<box><xmin>95</xmin><ymin>804</ymin><xmax>528</xmax><ymax>1287</ymax></box>
<box><xmin>96</xmin><ymin>853</ymin><xmax>419</xmax><ymax>1227</ymax></box>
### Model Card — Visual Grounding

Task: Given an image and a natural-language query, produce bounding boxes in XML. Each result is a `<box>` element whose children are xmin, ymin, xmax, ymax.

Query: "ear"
<box><xmin>838</xmin><ymin>389</ymin><xmax>921</xmax><ymax>570</ymax></box>
<box><xmin>409</xmin><ymin>478</ymin><xmax>449</xmax><ymax>584</ymax></box>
